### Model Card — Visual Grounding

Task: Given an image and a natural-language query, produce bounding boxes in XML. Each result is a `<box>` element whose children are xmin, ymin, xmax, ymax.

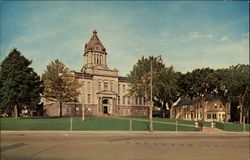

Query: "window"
<box><xmin>110</xmin><ymin>83</ymin><xmax>113</xmax><ymax>91</ymax></box>
<box><xmin>98</xmin><ymin>82</ymin><xmax>101</xmax><ymax>91</ymax></box>
<box><xmin>87</xmin><ymin>94</ymin><xmax>91</xmax><ymax>103</ymax></box>
<box><xmin>123</xmin><ymin>85</ymin><xmax>125</xmax><ymax>93</ymax></box>
<box><xmin>66</xmin><ymin>107</ymin><xmax>71</xmax><ymax>114</ymax></box>
<box><xmin>87</xmin><ymin>82</ymin><xmax>91</xmax><ymax>92</ymax></box>
<box><xmin>123</xmin><ymin>96</ymin><xmax>126</xmax><ymax>105</ymax></box>
<box><xmin>104</xmin><ymin>82</ymin><xmax>108</xmax><ymax>90</ymax></box>
<box><xmin>212</xmin><ymin>114</ymin><xmax>217</xmax><ymax>119</ymax></box>
<box><xmin>94</xmin><ymin>54</ymin><xmax>96</xmax><ymax>64</ymax></box>
<box><xmin>118</xmin><ymin>96</ymin><xmax>120</xmax><ymax>104</ymax></box>
<box><xmin>82</xmin><ymin>81</ymin><xmax>85</xmax><ymax>92</ymax></box>
<box><xmin>100</xmin><ymin>55</ymin><xmax>102</xmax><ymax>64</ymax></box>
<box><xmin>136</xmin><ymin>97</ymin><xmax>139</xmax><ymax>105</ymax></box>
<box><xmin>207</xmin><ymin>114</ymin><xmax>211</xmax><ymax>119</ymax></box>
<box><xmin>127</xmin><ymin>96</ymin><xmax>130</xmax><ymax>105</ymax></box>
<box><xmin>139</xmin><ymin>97</ymin><xmax>142</xmax><ymax>105</ymax></box>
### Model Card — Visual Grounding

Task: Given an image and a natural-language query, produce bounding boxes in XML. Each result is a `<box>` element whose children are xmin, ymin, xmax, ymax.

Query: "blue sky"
<box><xmin>0</xmin><ymin>1</ymin><xmax>249</xmax><ymax>76</ymax></box>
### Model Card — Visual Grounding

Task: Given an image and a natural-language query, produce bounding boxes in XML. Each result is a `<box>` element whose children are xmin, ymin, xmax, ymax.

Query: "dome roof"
<box><xmin>84</xmin><ymin>30</ymin><xmax>106</xmax><ymax>55</ymax></box>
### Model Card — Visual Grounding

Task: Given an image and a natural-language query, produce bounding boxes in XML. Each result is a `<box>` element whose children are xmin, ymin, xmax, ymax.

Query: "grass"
<box><xmin>73</xmin><ymin>117</ymin><xmax>129</xmax><ymax>131</ymax></box>
<box><xmin>125</xmin><ymin>117</ymin><xmax>196</xmax><ymax>125</ymax></box>
<box><xmin>131</xmin><ymin>120</ymin><xmax>199</xmax><ymax>131</ymax></box>
<box><xmin>0</xmin><ymin>117</ymin><xmax>70</xmax><ymax>131</ymax></box>
<box><xmin>216</xmin><ymin>122</ymin><xmax>250</xmax><ymax>132</ymax></box>
<box><xmin>0</xmin><ymin>116</ymin><xmax>199</xmax><ymax>131</ymax></box>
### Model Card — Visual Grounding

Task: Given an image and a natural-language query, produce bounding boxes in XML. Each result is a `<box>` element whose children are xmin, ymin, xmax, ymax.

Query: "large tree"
<box><xmin>154</xmin><ymin>66</ymin><xmax>180</xmax><ymax>118</ymax></box>
<box><xmin>42</xmin><ymin>59</ymin><xmax>80</xmax><ymax>117</ymax></box>
<box><xmin>0</xmin><ymin>48</ymin><xmax>43</xmax><ymax>119</ymax></box>
<box><xmin>228</xmin><ymin>64</ymin><xmax>249</xmax><ymax>124</ymax></box>
<box><xmin>128</xmin><ymin>56</ymin><xmax>179</xmax><ymax>130</ymax></box>
<box><xmin>209</xmin><ymin>68</ymin><xmax>232</xmax><ymax>122</ymax></box>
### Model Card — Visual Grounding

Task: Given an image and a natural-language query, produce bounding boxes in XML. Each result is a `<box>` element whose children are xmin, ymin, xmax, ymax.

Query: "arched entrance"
<box><xmin>102</xmin><ymin>99</ymin><xmax>109</xmax><ymax>114</ymax></box>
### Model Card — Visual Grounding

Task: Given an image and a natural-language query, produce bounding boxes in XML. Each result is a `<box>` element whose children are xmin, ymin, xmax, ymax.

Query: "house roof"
<box><xmin>84</xmin><ymin>30</ymin><xmax>106</xmax><ymax>55</ymax></box>
<box><xmin>175</xmin><ymin>95</ymin><xmax>218</xmax><ymax>107</ymax></box>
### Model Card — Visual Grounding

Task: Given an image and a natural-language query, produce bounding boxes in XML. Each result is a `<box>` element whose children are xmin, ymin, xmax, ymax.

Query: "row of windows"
<box><xmin>98</xmin><ymin>82</ymin><xmax>113</xmax><ymax>91</ymax></box>
<box><xmin>118</xmin><ymin>84</ymin><xmax>127</xmax><ymax>93</ymax></box>
<box><xmin>118</xmin><ymin>96</ymin><xmax>131</xmax><ymax>105</ymax></box>
<box><xmin>82</xmin><ymin>81</ymin><xmax>130</xmax><ymax>94</ymax></box>
<box><xmin>86</xmin><ymin>54</ymin><xmax>103</xmax><ymax>64</ymax></box>
<box><xmin>93</xmin><ymin>54</ymin><xmax>103</xmax><ymax>64</ymax></box>
<box><xmin>117</xmin><ymin>96</ymin><xmax>145</xmax><ymax>106</ymax></box>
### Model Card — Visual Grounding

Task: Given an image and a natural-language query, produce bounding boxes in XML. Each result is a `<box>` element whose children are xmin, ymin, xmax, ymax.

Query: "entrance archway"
<box><xmin>102</xmin><ymin>99</ymin><xmax>109</xmax><ymax>114</ymax></box>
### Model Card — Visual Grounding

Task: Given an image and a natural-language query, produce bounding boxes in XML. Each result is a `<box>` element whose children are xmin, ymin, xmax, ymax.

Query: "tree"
<box><xmin>42</xmin><ymin>59</ymin><xmax>80</xmax><ymax>117</ymax></box>
<box><xmin>128</xmin><ymin>56</ymin><xmax>179</xmax><ymax>130</ymax></box>
<box><xmin>209</xmin><ymin>68</ymin><xmax>231</xmax><ymax>122</ymax></box>
<box><xmin>0</xmin><ymin>48</ymin><xmax>43</xmax><ymax>119</ymax></box>
<box><xmin>154</xmin><ymin>66</ymin><xmax>179</xmax><ymax>118</ymax></box>
<box><xmin>228</xmin><ymin>64</ymin><xmax>249</xmax><ymax>124</ymax></box>
<box><xmin>178</xmin><ymin>68</ymin><xmax>214</xmax><ymax>122</ymax></box>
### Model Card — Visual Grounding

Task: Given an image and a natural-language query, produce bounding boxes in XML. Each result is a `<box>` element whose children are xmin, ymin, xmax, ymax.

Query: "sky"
<box><xmin>0</xmin><ymin>1</ymin><xmax>249</xmax><ymax>76</ymax></box>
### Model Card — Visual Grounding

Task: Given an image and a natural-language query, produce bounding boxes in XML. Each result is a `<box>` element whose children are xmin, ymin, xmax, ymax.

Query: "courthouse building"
<box><xmin>44</xmin><ymin>30</ymin><xmax>149</xmax><ymax>117</ymax></box>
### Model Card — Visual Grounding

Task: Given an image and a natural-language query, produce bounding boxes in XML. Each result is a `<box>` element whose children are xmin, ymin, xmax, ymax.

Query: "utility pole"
<box><xmin>149</xmin><ymin>59</ymin><xmax>153</xmax><ymax>132</ymax></box>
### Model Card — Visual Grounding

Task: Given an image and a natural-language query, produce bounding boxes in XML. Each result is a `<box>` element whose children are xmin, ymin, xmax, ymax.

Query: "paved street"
<box><xmin>1</xmin><ymin>131</ymin><xmax>249</xmax><ymax>160</ymax></box>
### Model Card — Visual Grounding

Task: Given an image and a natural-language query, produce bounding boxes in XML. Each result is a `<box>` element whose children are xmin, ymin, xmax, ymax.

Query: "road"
<box><xmin>1</xmin><ymin>131</ymin><xmax>249</xmax><ymax>160</ymax></box>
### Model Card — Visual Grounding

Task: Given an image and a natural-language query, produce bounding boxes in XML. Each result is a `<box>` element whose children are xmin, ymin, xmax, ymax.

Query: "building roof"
<box><xmin>84</xmin><ymin>30</ymin><xmax>106</xmax><ymax>55</ymax></box>
<box><xmin>74</xmin><ymin>72</ymin><xmax>93</xmax><ymax>79</ymax></box>
<box><xmin>175</xmin><ymin>95</ymin><xmax>218</xmax><ymax>107</ymax></box>
<box><xmin>118</xmin><ymin>76</ymin><xmax>128</xmax><ymax>82</ymax></box>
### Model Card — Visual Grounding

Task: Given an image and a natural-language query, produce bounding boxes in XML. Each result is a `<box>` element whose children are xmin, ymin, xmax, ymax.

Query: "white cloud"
<box><xmin>188</xmin><ymin>32</ymin><xmax>215</xmax><ymax>40</ymax></box>
<box><xmin>241</xmin><ymin>32</ymin><xmax>249</xmax><ymax>37</ymax></box>
<box><xmin>219</xmin><ymin>36</ymin><xmax>229</xmax><ymax>41</ymax></box>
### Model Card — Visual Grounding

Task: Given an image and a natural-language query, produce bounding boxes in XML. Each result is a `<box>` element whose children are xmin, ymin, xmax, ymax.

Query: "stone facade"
<box><xmin>43</xmin><ymin>30</ymin><xmax>149</xmax><ymax>117</ymax></box>
<box><xmin>172</xmin><ymin>96</ymin><xmax>228</xmax><ymax>122</ymax></box>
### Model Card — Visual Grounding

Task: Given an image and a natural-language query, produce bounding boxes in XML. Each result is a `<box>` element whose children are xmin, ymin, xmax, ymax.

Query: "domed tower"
<box><xmin>82</xmin><ymin>30</ymin><xmax>108</xmax><ymax>71</ymax></box>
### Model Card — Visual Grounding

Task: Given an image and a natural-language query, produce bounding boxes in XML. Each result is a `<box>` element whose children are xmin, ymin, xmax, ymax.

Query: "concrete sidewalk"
<box><xmin>1</xmin><ymin>130</ymin><xmax>249</xmax><ymax>136</ymax></box>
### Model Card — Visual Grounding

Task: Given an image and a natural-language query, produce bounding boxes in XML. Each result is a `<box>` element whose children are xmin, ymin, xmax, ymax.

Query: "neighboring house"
<box><xmin>172</xmin><ymin>95</ymin><xmax>228</xmax><ymax>122</ymax></box>
<box><xmin>43</xmin><ymin>30</ymin><xmax>149</xmax><ymax>117</ymax></box>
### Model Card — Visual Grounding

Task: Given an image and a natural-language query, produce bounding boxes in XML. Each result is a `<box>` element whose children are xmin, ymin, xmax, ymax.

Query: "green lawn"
<box><xmin>0</xmin><ymin>116</ymin><xmax>199</xmax><ymax>131</ymax></box>
<box><xmin>216</xmin><ymin>122</ymin><xmax>250</xmax><ymax>132</ymax></box>
<box><xmin>125</xmin><ymin>117</ymin><xmax>196</xmax><ymax>125</ymax></box>
<box><xmin>131</xmin><ymin>120</ymin><xmax>199</xmax><ymax>131</ymax></box>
